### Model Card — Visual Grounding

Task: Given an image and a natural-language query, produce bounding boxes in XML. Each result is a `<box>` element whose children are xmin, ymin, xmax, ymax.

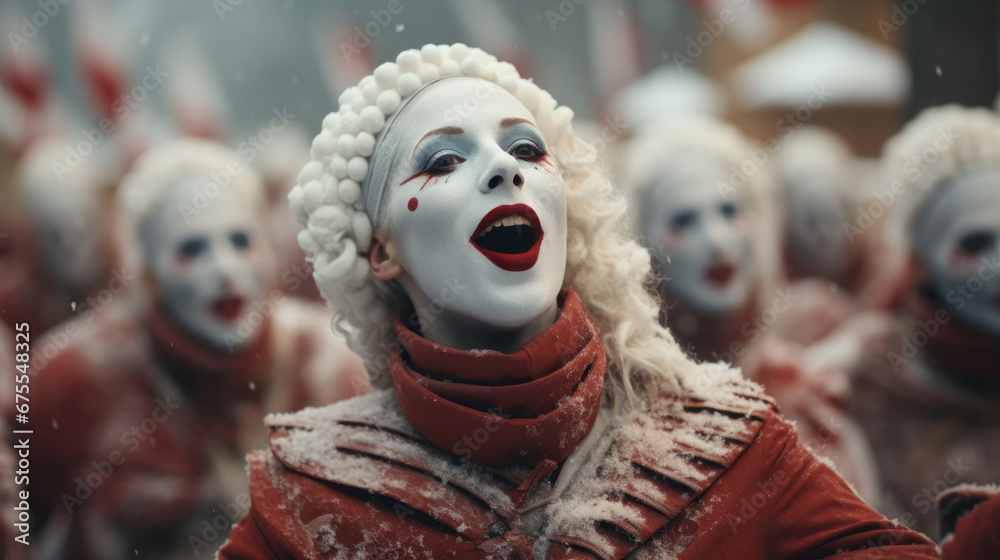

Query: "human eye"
<box><xmin>177</xmin><ymin>237</ymin><xmax>207</xmax><ymax>259</ymax></box>
<box><xmin>720</xmin><ymin>202</ymin><xmax>740</xmax><ymax>220</ymax></box>
<box><xmin>957</xmin><ymin>230</ymin><xmax>994</xmax><ymax>256</ymax></box>
<box><xmin>423</xmin><ymin>151</ymin><xmax>466</xmax><ymax>175</ymax></box>
<box><xmin>230</xmin><ymin>230</ymin><xmax>250</xmax><ymax>250</ymax></box>
<box><xmin>510</xmin><ymin>139</ymin><xmax>545</xmax><ymax>161</ymax></box>
<box><xmin>671</xmin><ymin>211</ymin><xmax>696</xmax><ymax>231</ymax></box>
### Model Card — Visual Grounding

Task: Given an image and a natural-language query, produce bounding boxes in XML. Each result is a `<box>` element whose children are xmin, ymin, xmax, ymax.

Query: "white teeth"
<box><xmin>478</xmin><ymin>214</ymin><xmax>533</xmax><ymax>238</ymax></box>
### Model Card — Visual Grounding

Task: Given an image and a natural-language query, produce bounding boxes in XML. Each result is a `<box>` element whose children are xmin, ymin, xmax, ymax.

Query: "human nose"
<box><xmin>702</xmin><ymin>213</ymin><xmax>741</xmax><ymax>255</ymax></box>
<box><xmin>478</xmin><ymin>149</ymin><xmax>524</xmax><ymax>193</ymax></box>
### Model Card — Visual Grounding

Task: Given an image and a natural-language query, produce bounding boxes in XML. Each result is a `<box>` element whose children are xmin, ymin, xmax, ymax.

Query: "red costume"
<box><xmin>219</xmin><ymin>291</ymin><xmax>937</xmax><ymax>559</ymax></box>
<box><xmin>25</xmin><ymin>297</ymin><xmax>367</xmax><ymax>559</ymax></box>
<box><xmin>851</xmin><ymin>293</ymin><xmax>1000</xmax><ymax>539</ymax></box>
<box><xmin>938</xmin><ymin>486</ymin><xmax>1000</xmax><ymax>560</ymax></box>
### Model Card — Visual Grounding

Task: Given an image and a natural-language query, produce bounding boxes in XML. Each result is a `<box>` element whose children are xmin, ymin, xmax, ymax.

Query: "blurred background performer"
<box><xmin>21</xmin><ymin>139</ymin><xmax>367</xmax><ymax>560</ymax></box>
<box><xmin>850</xmin><ymin>105</ymin><xmax>1000</xmax><ymax>539</ymax></box>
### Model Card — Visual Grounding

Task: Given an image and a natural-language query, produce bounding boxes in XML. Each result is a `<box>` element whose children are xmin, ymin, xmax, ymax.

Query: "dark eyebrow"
<box><xmin>501</xmin><ymin>117</ymin><xmax>533</xmax><ymax>128</ymax></box>
<box><xmin>412</xmin><ymin>126</ymin><xmax>465</xmax><ymax>158</ymax></box>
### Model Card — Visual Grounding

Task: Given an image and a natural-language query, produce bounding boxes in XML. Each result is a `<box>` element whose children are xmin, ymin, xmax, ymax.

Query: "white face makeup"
<box><xmin>379</xmin><ymin>78</ymin><xmax>567</xmax><ymax>348</ymax></box>
<box><xmin>784</xmin><ymin>174</ymin><xmax>852</xmax><ymax>279</ymax></box>
<box><xmin>28</xmin><ymin>183</ymin><xmax>104</xmax><ymax>295</ymax></box>
<box><xmin>143</xmin><ymin>181</ymin><xmax>273</xmax><ymax>351</ymax></box>
<box><xmin>912</xmin><ymin>167</ymin><xmax>1000</xmax><ymax>338</ymax></box>
<box><xmin>642</xmin><ymin>155</ymin><xmax>756</xmax><ymax>317</ymax></box>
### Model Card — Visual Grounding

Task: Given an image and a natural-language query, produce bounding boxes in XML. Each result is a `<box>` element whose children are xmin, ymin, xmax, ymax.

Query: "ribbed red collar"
<box><xmin>146</xmin><ymin>306</ymin><xmax>273</xmax><ymax>408</ymax></box>
<box><xmin>907</xmin><ymin>291</ymin><xmax>1000</xmax><ymax>392</ymax></box>
<box><xmin>390</xmin><ymin>289</ymin><xmax>607</xmax><ymax>468</ymax></box>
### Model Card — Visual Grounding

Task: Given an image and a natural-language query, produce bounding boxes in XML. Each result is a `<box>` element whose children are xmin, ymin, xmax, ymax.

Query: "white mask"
<box><xmin>29</xmin><ymin>182</ymin><xmax>104</xmax><ymax>295</ymax></box>
<box><xmin>142</xmin><ymin>181</ymin><xmax>273</xmax><ymax>351</ymax></box>
<box><xmin>641</xmin><ymin>155</ymin><xmax>756</xmax><ymax>317</ymax></box>
<box><xmin>912</xmin><ymin>167</ymin><xmax>1000</xmax><ymax>338</ymax></box>
<box><xmin>784</xmin><ymin>174</ymin><xmax>852</xmax><ymax>279</ymax></box>
<box><xmin>379</xmin><ymin>78</ymin><xmax>567</xmax><ymax>350</ymax></box>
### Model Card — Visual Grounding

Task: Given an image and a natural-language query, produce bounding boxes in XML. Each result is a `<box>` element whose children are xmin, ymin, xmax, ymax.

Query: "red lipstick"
<box><xmin>470</xmin><ymin>204</ymin><xmax>544</xmax><ymax>272</ymax></box>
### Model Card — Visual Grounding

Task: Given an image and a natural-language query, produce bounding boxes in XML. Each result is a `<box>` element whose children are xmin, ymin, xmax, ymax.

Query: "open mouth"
<box><xmin>470</xmin><ymin>204</ymin><xmax>544</xmax><ymax>272</ymax></box>
<box><xmin>705</xmin><ymin>260</ymin><xmax>737</xmax><ymax>287</ymax></box>
<box><xmin>211</xmin><ymin>294</ymin><xmax>246</xmax><ymax>322</ymax></box>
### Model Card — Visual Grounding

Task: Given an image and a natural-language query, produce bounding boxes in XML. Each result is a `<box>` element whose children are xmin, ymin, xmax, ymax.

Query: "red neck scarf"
<box><xmin>906</xmin><ymin>291</ymin><xmax>1000</xmax><ymax>391</ymax></box>
<box><xmin>663</xmin><ymin>287</ymin><xmax>759</xmax><ymax>364</ymax></box>
<box><xmin>146</xmin><ymin>306</ymin><xmax>273</xmax><ymax>409</ymax></box>
<box><xmin>390</xmin><ymin>289</ymin><xmax>607</xmax><ymax>468</ymax></box>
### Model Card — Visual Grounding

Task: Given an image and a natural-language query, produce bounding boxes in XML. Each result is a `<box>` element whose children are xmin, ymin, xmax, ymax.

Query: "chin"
<box><xmin>467</xmin><ymin>282</ymin><xmax>560</xmax><ymax>329</ymax></box>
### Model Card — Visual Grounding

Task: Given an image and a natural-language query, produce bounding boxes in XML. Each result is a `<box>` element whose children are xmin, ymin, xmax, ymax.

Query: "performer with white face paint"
<box><xmin>219</xmin><ymin>45</ymin><xmax>935</xmax><ymax>559</ymax></box>
<box><xmin>0</xmin><ymin>138</ymin><xmax>117</xmax><ymax>333</ymax></box>
<box><xmin>851</xmin><ymin>105</ymin><xmax>1000</xmax><ymax>539</ymax></box>
<box><xmin>23</xmin><ymin>139</ymin><xmax>367</xmax><ymax>560</ymax></box>
<box><xmin>625</xmin><ymin>119</ymin><xmax>881</xmax><ymax>505</ymax></box>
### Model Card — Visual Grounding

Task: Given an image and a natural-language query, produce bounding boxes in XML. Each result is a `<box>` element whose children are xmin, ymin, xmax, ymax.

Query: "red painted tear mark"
<box><xmin>407</xmin><ymin>197</ymin><xmax>418</xmax><ymax>212</ymax></box>
<box><xmin>400</xmin><ymin>171</ymin><xmax>436</xmax><ymax>191</ymax></box>
<box><xmin>536</xmin><ymin>154</ymin><xmax>556</xmax><ymax>174</ymax></box>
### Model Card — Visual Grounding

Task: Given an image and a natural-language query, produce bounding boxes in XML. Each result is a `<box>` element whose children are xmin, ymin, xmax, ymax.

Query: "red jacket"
<box><xmin>219</xmin><ymin>369</ymin><xmax>938</xmax><ymax>559</ymax></box>
<box><xmin>23</xmin><ymin>298</ymin><xmax>367</xmax><ymax>560</ymax></box>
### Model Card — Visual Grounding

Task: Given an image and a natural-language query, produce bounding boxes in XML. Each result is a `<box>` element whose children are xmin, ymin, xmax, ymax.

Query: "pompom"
<box><xmin>449</xmin><ymin>43</ymin><xmax>470</xmax><ymax>62</ymax></box>
<box><xmin>337</xmin><ymin>134</ymin><xmax>357</xmax><ymax>159</ymax></box>
<box><xmin>298</xmin><ymin>160</ymin><xmax>324</xmax><ymax>184</ymax></box>
<box><xmin>517</xmin><ymin>80</ymin><xmax>543</xmax><ymax>113</ymax></box>
<box><xmin>309</xmin><ymin>205</ymin><xmax>352</xmax><ymax>250</ymax></box>
<box><xmin>417</xmin><ymin>63</ymin><xmax>440</xmax><ymax>83</ymax></box>
<box><xmin>498</xmin><ymin>73</ymin><xmax>519</xmax><ymax>94</ymax></box>
<box><xmin>362</xmin><ymin>81</ymin><xmax>383</xmax><ymax>104</ymax></box>
<box><xmin>420</xmin><ymin>43</ymin><xmax>445</xmax><ymax>65</ymax></box>
<box><xmin>376</xmin><ymin>90</ymin><xmax>402</xmax><ymax>115</ymax></box>
<box><xmin>338</xmin><ymin>86</ymin><xmax>362</xmax><ymax>108</ymax></box>
<box><xmin>330</xmin><ymin>156</ymin><xmax>349</xmax><ymax>180</ymax></box>
<box><xmin>350</xmin><ymin>96</ymin><xmax>367</xmax><ymax>114</ymax></box>
<box><xmin>323</xmin><ymin>176</ymin><xmax>340</xmax><ymax>204</ymax></box>
<box><xmin>397</xmin><ymin>72</ymin><xmax>422</xmax><ymax>98</ymax></box>
<box><xmin>459</xmin><ymin>56</ymin><xmax>485</xmax><ymax>78</ymax></box>
<box><xmin>297</xmin><ymin>229</ymin><xmax>319</xmax><ymax>254</ymax></box>
<box><xmin>356</xmin><ymin>132</ymin><xmax>376</xmax><ymax>157</ymax></box>
<box><xmin>303</xmin><ymin>180</ymin><xmax>324</xmax><ymax>212</ymax></box>
<box><xmin>288</xmin><ymin>187</ymin><xmax>308</xmax><ymax>224</ymax></box>
<box><xmin>338</xmin><ymin>178</ymin><xmax>361</xmax><ymax>203</ymax></box>
<box><xmin>374</xmin><ymin>62</ymin><xmax>401</xmax><ymax>88</ymax></box>
<box><xmin>396</xmin><ymin>49</ymin><xmax>421</xmax><ymax>72</ymax></box>
<box><xmin>311</xmin><ymin>131</ymin><xmax>336</xmax><ymax>159</ymax></box>
<box><xmin>352</xmin><ymin>213</ymin><xmax>373</xmax><ymax>253</ymax></box>
<box><xmin>322</xmin><ymin>113</ymin><xmax>342</xmax><ymax>133</ymax></box>
<box><xmin>342</xmin><ymin>112</ymin><xmax>362</xmax><ymax>135</ymax></box>
<box><xmin>440</xmin><ymin>59</ymin><xmax>460</xmax><ymax>76</ymax></box>
<box><xmin>360</xmin><ymin>105</ymin><xmax>386</xmax><ymax>134</ymax></box>
<box><xmin>314</xmin><ymin>239</ymin><xmax>357</xmax><ymax>282</ymax></box>
<box><xmin>347</xmin><ymin>157</ymin><xmax>369</xmax><ymax>182</ymax></box>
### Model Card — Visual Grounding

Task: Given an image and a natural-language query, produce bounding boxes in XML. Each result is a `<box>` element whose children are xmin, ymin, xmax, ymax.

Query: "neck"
<box><xmin>414</xmin><ymin>301</ymin><xmax>560</xmax><ymax>354</ymax></box>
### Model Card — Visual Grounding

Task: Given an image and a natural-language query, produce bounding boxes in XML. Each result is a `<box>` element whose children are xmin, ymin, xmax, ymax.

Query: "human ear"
<box><xmin>369</xmin><ymin>230</ymin><xmax>404</xmax><ymax>281</ymax></box>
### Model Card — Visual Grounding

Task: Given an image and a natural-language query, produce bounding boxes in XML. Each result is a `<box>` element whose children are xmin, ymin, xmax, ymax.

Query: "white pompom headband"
<box><xmin>881</xmin><ymin>104</ymin><xmax>1000</xmax><ymax>246</ymax></box>
<box><xmin>289</xmin><ymin>44</ymin><xmax>574</xmax><ymax>323</ymax></box>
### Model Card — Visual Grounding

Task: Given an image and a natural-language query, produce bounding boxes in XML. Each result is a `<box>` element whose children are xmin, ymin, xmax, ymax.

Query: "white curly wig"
<box><xmin>620</xmin><ymin>117</ymin><xmax>782</xmax><ymax>301</ymax></box>
<box><xmin>117</xmin><ymin>138</ymin><xmax>265</xmax><ymax>271</ymax></box>
<box><xmin>882</xmin><ymin>104</ymin><xmax>1000</xmax><ymax>248</ymax></box>
<box><xmin>289</xmin><ymin>44</ymin><xmax>695</xmax><ymax>398</ymax></box>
